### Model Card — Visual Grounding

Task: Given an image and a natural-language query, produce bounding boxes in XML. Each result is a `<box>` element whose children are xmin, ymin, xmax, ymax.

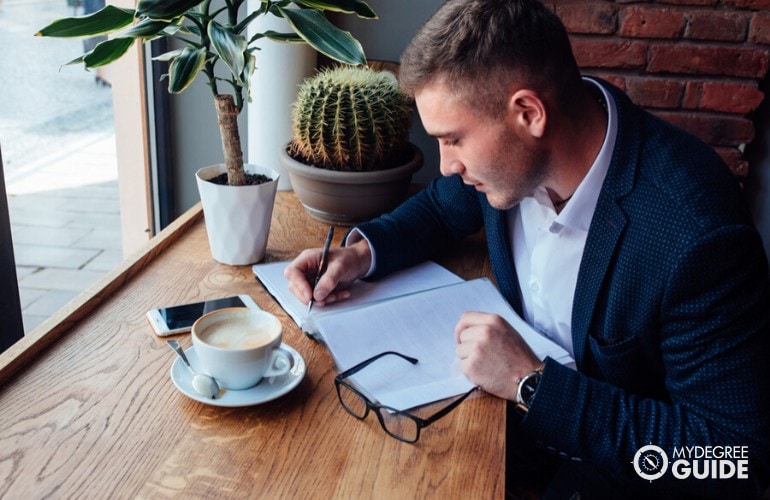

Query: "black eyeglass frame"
<box><xmin>334</xmin><ymin>351</ymin><xmax>479</xmax><ymax>443</ymax></box>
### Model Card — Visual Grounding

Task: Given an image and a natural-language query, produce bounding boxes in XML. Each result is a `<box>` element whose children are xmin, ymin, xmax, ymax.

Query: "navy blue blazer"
<box><xmin>357</xmin><ymin>81</ymin><xmax>770</xmax><ymax>497</ymax></box>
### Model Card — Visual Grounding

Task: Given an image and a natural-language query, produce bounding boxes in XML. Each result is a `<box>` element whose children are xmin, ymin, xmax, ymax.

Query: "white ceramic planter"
<box><xmin>195</xmin><ymin>164</ymin><xmax>279</xmax><ymax>265</ymax></box>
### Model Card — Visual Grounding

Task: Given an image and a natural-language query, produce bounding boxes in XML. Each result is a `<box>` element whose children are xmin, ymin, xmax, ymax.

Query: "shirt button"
<box><xmin>530</xmin><ymin>282</ymin><xmax>540</xmax><ymax>293</ymax></box>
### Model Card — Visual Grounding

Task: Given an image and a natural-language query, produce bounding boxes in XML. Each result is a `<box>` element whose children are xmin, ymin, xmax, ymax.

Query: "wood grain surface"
<box><xmin>0</xmin><ymin>192</ymin><xmax>505</xmax><ymax>499</ymax></box>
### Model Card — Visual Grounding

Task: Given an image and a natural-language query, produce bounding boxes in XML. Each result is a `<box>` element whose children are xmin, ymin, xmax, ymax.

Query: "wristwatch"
<box><xmin>515</xmin><ymin>362</ymin><xmax>545</xmax><ymax>415</ymax></box>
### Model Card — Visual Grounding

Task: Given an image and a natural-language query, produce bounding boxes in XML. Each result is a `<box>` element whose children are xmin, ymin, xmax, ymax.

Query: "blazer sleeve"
<box><xmin>520</xmin><ymin>224</ymin><xmax>770</xmax><ymax>498</ymax></box>
<box><xmin>354</xmin><ymin>174</ymin><xmax>485</xmax><ymax>279</ymax></box>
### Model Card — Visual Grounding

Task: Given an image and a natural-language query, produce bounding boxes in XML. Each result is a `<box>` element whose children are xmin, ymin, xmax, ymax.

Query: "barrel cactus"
<box><xmin>288</xmin><ymin>66</ymin><xmax>413</xmax><ymax>172</ymax></box>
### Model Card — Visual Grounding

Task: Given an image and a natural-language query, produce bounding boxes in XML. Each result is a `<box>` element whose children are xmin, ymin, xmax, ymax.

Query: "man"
<box><xmin>285</xmin><ymin>0</ymin><xmax>770</xmax><ymax>497</ymax></box>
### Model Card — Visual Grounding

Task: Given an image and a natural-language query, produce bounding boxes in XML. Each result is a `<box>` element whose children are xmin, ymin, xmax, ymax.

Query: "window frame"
<box><xmin>0</xmin><ymin>147</ymin><xmax>25</xmax><ymax>353</ymax></box>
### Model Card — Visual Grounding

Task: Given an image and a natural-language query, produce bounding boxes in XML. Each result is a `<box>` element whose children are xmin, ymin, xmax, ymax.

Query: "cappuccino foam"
<box><xmin>199</xmin><ymin>317</ymin><xmax>278</xmax><ymax>350</ymax></box>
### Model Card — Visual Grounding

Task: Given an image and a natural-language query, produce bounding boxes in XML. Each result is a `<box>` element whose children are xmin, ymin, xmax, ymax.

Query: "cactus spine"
<box><xmin>289</xmin><ymin>66</ymin><xmax>413</xmax><ymax>172</ymax></box>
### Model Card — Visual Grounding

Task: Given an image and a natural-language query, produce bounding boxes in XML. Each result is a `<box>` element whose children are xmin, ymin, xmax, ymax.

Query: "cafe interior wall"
<box><xmin>165</xmin><ymin>0</ymin><xmax>770</xmax><ymax>260</ymax></box>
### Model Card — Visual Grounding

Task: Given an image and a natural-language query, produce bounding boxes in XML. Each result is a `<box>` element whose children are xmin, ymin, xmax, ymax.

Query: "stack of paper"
<box><xmin>253</xmin><ymin>262</ymin><xmax>575</xmax><ymax>411</ymax></box>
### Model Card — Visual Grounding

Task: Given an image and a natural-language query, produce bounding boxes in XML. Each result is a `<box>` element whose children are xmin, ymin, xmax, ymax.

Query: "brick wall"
<box><xmin>547</xmin><ymin>0</ymin><xmax>770</xmax><ymax>177</ymax></box>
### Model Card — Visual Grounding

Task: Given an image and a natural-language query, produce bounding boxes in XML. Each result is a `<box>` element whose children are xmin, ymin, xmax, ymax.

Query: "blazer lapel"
<box><xmin>571</xmin><ymin>200</ymin><xmax>627</xmax><ymax>369</ymax></box>
<box><xmin>571</xmin><ymin>83</ymin><xmax>639</xmax><ymax>369</ymax></box>
<box><xmin>483</xmin><ymin>203</ymin><xmax>524</xmax><ymax>316</ymax></box>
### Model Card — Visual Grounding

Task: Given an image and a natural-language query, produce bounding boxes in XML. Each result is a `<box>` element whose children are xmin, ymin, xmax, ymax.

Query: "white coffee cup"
<box><xmin>191</xmin><ymin>307</ymin><xmax>292</xmax><ymax>390</ymax></box>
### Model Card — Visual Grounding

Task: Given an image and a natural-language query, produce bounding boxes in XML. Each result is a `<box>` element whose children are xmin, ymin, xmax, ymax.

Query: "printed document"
<box><xmin>253</xmin><ymin>262</ymin><xmax>574</xmax><ymax>410</ymax></box>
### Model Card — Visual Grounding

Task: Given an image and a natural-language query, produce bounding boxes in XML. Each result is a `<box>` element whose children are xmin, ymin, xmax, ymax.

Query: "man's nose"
<box><xmin>439</xmin><ymin>153</ymin><xmax>464</xmax><ymax>177</ymax></box>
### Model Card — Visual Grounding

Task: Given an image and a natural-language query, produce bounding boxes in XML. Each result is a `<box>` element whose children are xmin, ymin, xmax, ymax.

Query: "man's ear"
<box><xmin>507</xmin><ymin>89</ymin><xmax>546</xmax><ymax>139</ymax></box>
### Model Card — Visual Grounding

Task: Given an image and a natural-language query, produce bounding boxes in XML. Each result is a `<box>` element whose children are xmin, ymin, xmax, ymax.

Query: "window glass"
<box><xmin>0</xmin><ymin>0</ymin><xmax>122</xmax><ymax>333</ymax></box>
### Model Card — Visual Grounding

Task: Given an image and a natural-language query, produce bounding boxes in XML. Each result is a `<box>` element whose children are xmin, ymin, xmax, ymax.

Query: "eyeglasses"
<box><xmin>334</xmin><ymin>351</ymin><xmax>478</xmax><ymax>443</ymax></box>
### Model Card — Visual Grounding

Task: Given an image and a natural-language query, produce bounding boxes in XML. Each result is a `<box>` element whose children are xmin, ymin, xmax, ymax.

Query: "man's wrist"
<box><xmin>344</xmin><ymin>228</ymin><xmax>376</xmax><ymax>278</ymax></box>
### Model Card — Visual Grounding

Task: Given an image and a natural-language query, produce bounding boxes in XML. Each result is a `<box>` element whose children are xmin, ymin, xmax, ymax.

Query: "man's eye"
<box><xmin>442</xmin><ymin>139</ymin><xmax>459</xmax><ymax>147</ymax></box>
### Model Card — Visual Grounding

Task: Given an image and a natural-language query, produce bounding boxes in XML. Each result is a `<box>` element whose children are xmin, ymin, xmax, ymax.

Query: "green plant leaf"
<box><xmin>136</xmin><ymin>0</ymin><xmax>204</xmax><ymax>22</ymax></box>
<box><xmin>208</xmin><ymin>21</ymin><xmax>248</xmax><ymax>86</ymax></box>
<box><xmin>292</xmin><ymin>0</ymin><xmax>377</xmax><ymax>19</ymax></box>
<box><xmin>36</xmin><ymin>5</ymin><xmax>134</xmax><ymax>38</ymax></box>
<box><xmin>263</xmin><ymin>30</ymin><xmax>304</xmax><ymax>43</ymax></box>
<box><xmin>168</xmin><ymin>46</ymin><xmax>207</xmax><ymax>93</ymax></box>
<box><xmin>117</xmin><ymin>18</ymin><xmax>172</xmax><ymax>39</ymax></box>
<box><xmin>276</xmin><ymin>6</ymin><xmax>365</xmax><ymax>65</ymax></box>
<box><xmin>178</xmin><ymin>24</ymin><xmax>201</xmax><ymax>37</ymax></box>
<box><xmin>152</xmin><ymin>49</ymin><xmax>183</xmax><ymax>62</ymax></box>
<box><xmin>242</xmin><ymin>51</ymin><xmax>257</xmax><ymax>104</ymax></box>
<box><xmin>65</xmin><ymin>37</ymin><xmax>135</xmax><ymax>68</ymax></box>
<box><xmin>160</xmin><ymin>24</ymin><xmax>185</xmax><ymax>37</ymax></box>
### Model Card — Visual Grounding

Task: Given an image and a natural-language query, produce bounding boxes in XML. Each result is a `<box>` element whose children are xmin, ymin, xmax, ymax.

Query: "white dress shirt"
<box><xmin>508</xmin><ymin>78</ymin><xmax>617</xmax><ymax>358</ymax></box>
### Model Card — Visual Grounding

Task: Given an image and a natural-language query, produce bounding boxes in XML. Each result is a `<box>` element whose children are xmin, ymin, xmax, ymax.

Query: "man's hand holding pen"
<box><xmin>307</xmin><ymin>226</ymin><xmax>335</xmax><ymax>315</ymax></box>
<box><xmin>284</xmin><ymin>231</ymin><xmax>373</xmax><ymax>308</ymax></box>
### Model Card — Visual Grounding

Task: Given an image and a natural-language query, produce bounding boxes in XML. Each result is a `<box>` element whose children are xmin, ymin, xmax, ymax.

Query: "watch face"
<box><xmin>521</xmin><ymin>373</ymin><xmax>541</xmax><ymax>405</ymax></box>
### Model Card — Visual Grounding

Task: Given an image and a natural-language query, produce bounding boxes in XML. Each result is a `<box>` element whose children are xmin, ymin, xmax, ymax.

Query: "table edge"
<box><xmin>0</xmin><ymin>203</ymin><xmax>204</xmax><ymax>385</ymax></box>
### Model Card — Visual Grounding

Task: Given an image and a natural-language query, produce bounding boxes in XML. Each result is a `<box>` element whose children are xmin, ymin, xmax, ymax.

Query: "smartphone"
<box><xmin>146</xmin><ymin>294</ymin><xmax>260</xmax><ymax>336</ymax></box>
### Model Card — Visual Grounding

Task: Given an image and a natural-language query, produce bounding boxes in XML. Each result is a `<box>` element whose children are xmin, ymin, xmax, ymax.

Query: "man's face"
<box><xmin>415</xmin><ymin>82</ymin><xmax>548</xmax><ymax>210</ymax></box>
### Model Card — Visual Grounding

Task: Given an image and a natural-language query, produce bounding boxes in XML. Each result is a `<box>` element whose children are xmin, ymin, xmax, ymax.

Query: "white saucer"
<box><xmin>170</xmin><ymin>343</ymin><xmax>306</xmax><ymax>407</ymax></box>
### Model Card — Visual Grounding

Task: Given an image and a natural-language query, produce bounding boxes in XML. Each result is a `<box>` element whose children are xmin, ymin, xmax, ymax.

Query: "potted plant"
<box><xmin>279</xmin><ymin>64</ymin><xmax>423</xmax><ymax>225</ymax></box>
<box><xmin>37</xmin><ymin>0</ymin><xmax>375</xmax><ymax>264</ymax></box>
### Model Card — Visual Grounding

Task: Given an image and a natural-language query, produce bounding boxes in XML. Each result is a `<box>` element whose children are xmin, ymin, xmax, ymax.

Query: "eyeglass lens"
<box><xmin>338</xmin><ymin>383</ymin><xmax>368</xmax><ymax>418</ymax></box>
<box><xmin>337</xmin><ymin>383</ymin><xmax>420</xmax><ymax>442</ymax></box>
<box><xmin>378</xmin><ymin>409</ymin><xmax>419</xmax><ymax>443</ymax></box>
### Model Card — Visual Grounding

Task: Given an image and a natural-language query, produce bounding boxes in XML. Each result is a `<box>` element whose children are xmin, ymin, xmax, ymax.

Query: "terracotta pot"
<box><xmin>279</xmin><ymin>143</ymin><xmax>423</xmax><ymax>225</ymax></box>
<box><xmin>195</xmin><ymin>164</ymin><xmax>279</xmax><ymax>265</ymax></box>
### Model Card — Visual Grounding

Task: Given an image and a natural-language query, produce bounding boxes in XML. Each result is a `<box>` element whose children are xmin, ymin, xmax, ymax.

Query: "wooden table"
<box><xmin>0</xmin><ymin>192</ymin><xmax>504</xmax><ymax>498</ymax></box>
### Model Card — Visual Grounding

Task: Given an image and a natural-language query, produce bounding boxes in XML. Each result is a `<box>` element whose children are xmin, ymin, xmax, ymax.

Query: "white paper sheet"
<box><xmin>313</xmin><ymin>278</ymin><xmax>575</xmax><ymax>411</ymax></box>
<box><xmin>252</xmin><ymin>260</ymin><xmax>464</xmax><ymax>336</ymax></box>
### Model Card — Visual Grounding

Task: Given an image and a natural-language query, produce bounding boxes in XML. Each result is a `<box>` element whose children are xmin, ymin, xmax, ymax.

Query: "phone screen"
<box><xmin>159</xmin><ymin>296</ymin><xmax>246</xmax><ymax>330</ymax></box>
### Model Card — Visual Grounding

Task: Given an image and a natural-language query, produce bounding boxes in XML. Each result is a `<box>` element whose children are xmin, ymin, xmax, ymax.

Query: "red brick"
<box><xmin>656</xmin><ymin>0</ymin><xmax>718</xmax><ymax>6</ymax></box>
<box><xmin>556</xmin><ymin>2</ymin><xmax>618</xmax><ymax>35</ymax></box>
<box><xmin>570</xmin><ymin>37</ymin><xmax>648</xmax><ymax>69</ymax></box>
<box><xmin>619</xmin><ymin>6</ymin><xmax>685</xmax><ymax>39</ymax></box>
<box><xmin>725</xmin><ymin>0</ymin><xmax>770</xmax><ymax>9</ymax></box>
<box><xmin>654</xmin><ymin>111</ymin><xmax>755</xmax><ymax>146</ymax></box>
<box><xmin>700</xmin><ymin>81</ymin><xmax>765</xmax><ymax>113</ymax></box>
<box><xmin>683</xmin><ymin>81</ymin><xmax>701</xmax><ymax>108</ymax></box>
<box><xmin>685</xmin><ymin>11</ymin><xmax>748</xmax><ymax>42</ymax></box>
<box><xmin>648</xmin><ymin>43</ymin><xmax>770</xmax><ymax>78</ymax></box>
<box><xmin>749</xmin><ymin>12</ymin><xmax>770</xmax><ymax>46</ymax></box>
<box><xmin>714</xmin><ymin>147</ymin><xmax>749</xmax><ymax>177</ymax></box>
<box><xmin>625</xmin><ymin>77</ymin><xmax>684</xmax><ymax>108</ymax></box>
<box><xmin>684</xmin><ymin>81</ymin><xmax>765</xmax><ymax>114</ymax></box>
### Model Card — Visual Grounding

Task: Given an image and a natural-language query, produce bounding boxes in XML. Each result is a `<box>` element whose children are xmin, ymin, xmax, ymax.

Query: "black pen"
<box><xmin>307</xmin><ymin>226</ymin><xmax>334</xmax><ymax>315</ymax></box>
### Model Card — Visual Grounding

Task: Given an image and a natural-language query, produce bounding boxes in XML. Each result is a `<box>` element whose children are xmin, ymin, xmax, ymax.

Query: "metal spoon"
<box><xmin>166</xmin><ymin>340</ymin><xmax>220</xmax><ymax>399</ymax></box>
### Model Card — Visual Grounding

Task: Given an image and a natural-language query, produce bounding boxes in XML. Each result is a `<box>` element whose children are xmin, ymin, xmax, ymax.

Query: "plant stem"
<box><xmin>215</xmin><ymin>95</ymin><xmax>246</xmax><ymax>186</ymax></box>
